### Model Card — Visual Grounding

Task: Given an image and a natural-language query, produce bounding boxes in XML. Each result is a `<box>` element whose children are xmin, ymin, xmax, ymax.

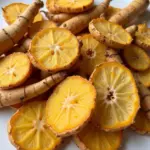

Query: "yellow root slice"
<box><xmin>89</xmin><ymin>18</ymin><xmax>133</xmax><ymax>49</ymax></box>
<box><xmin>135</xmin><ymin>24</ymin><xmax>150</xmax><ymax>50</ymax></box>
<box><xmin>90</xmin><ymin>62</ymin><xmax>140</xmax><ymax>131</ymax></box>
<box><xmin>52</xmin><ymin>0</ymin><xmax>93</xmax><ymax>13</ymax></box>
<box><xmin>2</xmin><ymin>3</ymin><xmax>43</xmax><ymax>24</ymax></box>
<box><xmin>46</xmin><ymin>0</ymin><xmax>60</xmax><ymax>14</ymax></box>
<box><xmin>109</xmin><ymin>0</ymin><xmax>149</xmax><ymax>26</ymax></box>
<box><xmin>29</xmin><ymin>28</ymin><xmax>79</xmax><ymax>72</ymax></box>
<box><xmin>123</xmin><ymin>44</ymin><xmax>150</xmax><ymax>71</ymax></box>
<box><xmin>78</xmin><ymin>34</ymin><xmax>107</xmax><ymax>77</ymax></box>
<box><xmin>0</xmin><ymin>0</ymin><xmax>43</xmax><ymax>55</ymax></box>
<box><xmin>75</xmin><ymin>122</ymin><xmax>122</xmax><ymax>150</ymax></box>
<box><xmin>0</xmin><ymin>71</ymin><xmax>67</xmax><ymax>108</ymax></box>
<box><xmin>28</xmin><ymin>20</ymin><xmax>57</xmax><ymax>38</ymax></box>
<box><xmin>0</xmin><ymin>52</ymin><xmax>32</xmax><ymax>89</ymax></box>
<box><xmin>45</xmin><ymin>76</ymin><xmax>96</xmax><ymax>137</ymax></box>
<box><xmin>8</xmin><ymin>101</ymin><xmax>62</xmax><ymax>150</ymax></box>
<box><xmin>105</xmin><ymin>6</ymin><xmax>121</xmax><ymax>20</ymax></box>
<box><xmin>131</xmin><ymin>110</ymin><xmax>150</xmax><ymax>134</ymax></box>
<box><xmin>137</xmin><ymin>68</ymin><xmax>150</xmax><ymax>87</ymax></box>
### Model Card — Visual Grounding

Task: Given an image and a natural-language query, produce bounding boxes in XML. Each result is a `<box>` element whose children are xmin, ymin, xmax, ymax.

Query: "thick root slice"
<box><xmin>2</xmin><ymin>3</ymin><xmax>43</xmax><ymax>24</ymax></box>
<box><xmin>0</xmin><ymin>52</ymin><xmax>32</xmax><ymax>89</ymax></box>
<box><xmin>89</xmin><ymin>18</ymin><xmax>133</xmax><ymax>49</ymax></box>
<box><xmin>123</xmin><ymin>44</ymin><xmax>150</xmax><ymax>71</ymax></box>
<box><xmin>28</xmin><ymin>20</ymin><xmax>57</xmax><ymax>38</ymax></box>
<box><xmin>137</xmin><ymin>68</ymin><xmax>150</xmax><ymax>87</ymax></box>
<box><xmin>105</xmin><ymin>6</ymin><xmax>121</xmax><ymax>20</ymax></box>
<box><xmin>135</xmin><ymin>24</ymin><xmax>150</xmax><ymax>50</ymax></box>
<box><xmin>46</xmin><ymin>0</ymin><xmax>60</xmax><ymax>14</ymax></box>
<box><xmin>131</xmin><ymin>110</ymin><xmax>150</xmax><ymax>134</ymax></box>
<box><xmin>29</xmin><ymin>28</ymin><xmax>79</xmax><ymax>72</ymax></box>
<box><xmin>8</xmin><ymin>101</ymin><xmax>62</xmax><ymax>150</ymax></box>
<box><xmin>78</xmin><ymin>34</ymin><xmax>107</xmax><ymax>77</ymax></box>
<box><xmin>45</xmin><ymin>76</ymin><xmax>96</xmax><ymax>137</ymax></box>
<box><xmin>90</xmin><ymin>62</ymin><xmax>140</xmax><ymax>131</ymax></box>
<box><xmin>75</xmin><ymin>122</ymin><xmax>122</xmax><ymax>150</ymax></box>
<box><xmin>51</xmin><ymin>0</ymin><xmax>93</xmax><ymax>13</ymax></box>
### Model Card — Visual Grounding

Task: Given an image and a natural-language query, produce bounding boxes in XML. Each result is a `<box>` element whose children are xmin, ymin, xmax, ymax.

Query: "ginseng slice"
<box><xmin>135</xmin><ymin>24</ymin><xmax>150</xmax><ymax>50</ymax></box>
<box><xmin>137</xmin><ymin>68</ymin><xmax>150</xmax><ymax>87</ymax></box>
<box><xmin>90</xmin><ymin>62</ymin><xmax>140</xmax><ymax>131</ymax></box>
<box><xmin>28</xmin><ymin>20</ymin><xmax>57</xmax><ymax>38</ymax></box>
<box><xmin>2</xmin><ymin>3</ymin><xmax>42</xmax><ymax>24</ymax></box>
<box><xmin>8</xmin><ymin>101</ymin><xmax>61</xmax><ymax>150</ymax></box>
<box><xmin>89</xmin><ymin>18</ymin><xmax>132</xmax><ymax>49</ymax></box>
<box><xmin>53</xmin><ymin>0</ymin><xmax>94</xmax><ymax>13</ymax></box>
<box><xmin>123</xmin><ymin>44</ymin><xmax>150</xmax><ymax>71</ymax></box>
<box><xmin>29</xmin><ymin>28</ymin><xmax>79</xmax><ymax>72</ymax></box>
<box><xmin>79</xmin><ymin>34</ymin><xmax>106</xmax><ymax>77</ymax></box>
<box><xmin>46</xmin><ymin>76</ymin><xmax>96</xmax><ymax>137</ymax></box>
<box><xmin>75</xmin><ymin>122</ymin><xmax>122</xmax><ymax>150</ymax></box>
<box><xmin>131</xmin><ymin>110</ymin><xmax>150</xmax><ymax>134</ymax></box>
<box><xmin>0</xmin><ymin>52</ymin><xmax>32</xmax><ymax>89</ymax></box>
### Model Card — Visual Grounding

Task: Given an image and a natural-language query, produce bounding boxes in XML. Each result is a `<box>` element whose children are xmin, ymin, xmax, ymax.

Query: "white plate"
<box><xmin>0</xmin><ymin>0</ymin><xmax>150</xmax><ymax>150</ymax></box>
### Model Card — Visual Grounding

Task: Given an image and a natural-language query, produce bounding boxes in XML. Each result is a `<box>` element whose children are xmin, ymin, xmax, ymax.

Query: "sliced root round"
<box><xmin>29</xmin><ymin>28</ymin><xmax>79</xmax><ymax>72</ymax></box>
<box><xmin>28</xmin><ymin>20</ymin><xmax>57</xmax><ymax>38</ymax></box>
<box><xmin>2</xmin><ymin>3</ymin><xmax>43</xmax><ymax>24</ymax></box>
<box><xmin>52</xmin><ymin>0</ymin><xmax>94</xmax><ymax>13</ymax></box>
<box><xmin>131</xmin><ymin>110</ymin><xmax>150</xmax><ymax>135</ymax></box>
<box><xmin>105</xmin><ymin>6</ymin><xmax>121</xmax><ymax>20</ymax></box>
<box><xmin>78</xmin><ymin>34</ymin><xmax>107</xmax><ymax>77</ymax></box>
<box><xmin>45</xmin><ymin>76</ymin><xmax>96</xmax><ymax>137</ymax></box>
<box><xmin>123</xmin><ymin>44</ymin><xmax>150</xmax><ymax>71</ymax></box>
<box><xmin>90</xmin><ymin>62</ymin><xmax>140</xmax><ymax>131</ymax></box>
<box><xmin>0</xmin><ymin>52</ymin><xmax>32</xmax><ymax>89</ymax></box>
<box><xmin>89</xmin><ymin>18</ymin><xmax>133</xmax><ymax>49</ymax></box>
<box><xmin>137</xmin><ymin>68</ymin><xmax>150</xmax><ymax>87</ymax></box>
<box><xmin>135</xmin><ymin>24</ymin><xmax>150</xmax><ymax>50</ymax></box>
<box><xmin>74</xmin><ymin>122</ymin><xmax>122</xmax><ymax>150</ymax></box>
<box><xmin>46</xmin><ymin>0</ymin><xmax>60</xmax><ymax>14</ymax></box>
<box><xmin>8</xmin><ymin>101</ymin><xmax>62</xmax><ymax>150</ymax></box>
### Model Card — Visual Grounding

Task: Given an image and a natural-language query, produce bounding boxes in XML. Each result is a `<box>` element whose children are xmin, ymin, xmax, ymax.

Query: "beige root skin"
<box><xmin>12</xmin><ymin>38</ymin><xmax>31</xmax><ymax>53</ymax></box>
<box><xmin>125</xmin><ymin>25</ymin><xmax>138</xmax><ymax>36</ymax></box>
<box><xmin>109</xmin><ymin>0</ymin><xmax>149</xmax><ymax>26</ymax></box>
<box><xmin>60</xmin><ymin>0</ymin><xmax>111</xmax><ymax>34</ymax></box>
<box><xmin>0</xmin><ymin>0</ymin><xmax>43</xmax><ymax>55</ymax></box>
<box><xmin>0</xmin><ymin>72</ymin><xmax>67</xmax><ymax>108</ymax></box>
<box><xmin>41</xmin><ymin>11</ymin><xmax>76</xmax><ymax>23</ymax></box>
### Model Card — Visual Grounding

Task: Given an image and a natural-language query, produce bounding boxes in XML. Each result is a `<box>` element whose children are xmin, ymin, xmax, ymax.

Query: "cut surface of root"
<box><xmin>137</xmin><ymin>68</ymin><xmax>150</xmax><ymax>87</ymax></box>
<box><xmin>123</xmin><ymin>44</ymin><xmax>150</xmax><ymax>71</ymax></box>
<box><xmin>28</xmin><ymin>20</ymin><xmax>57</xmax><ymax>38</ymax></box>
<box><xmin>75</xmin><ymin>122</ymin><xmax>122</xmax><ymax>150</ymax></box>
<box><xmin>8</xmin><ymin>101</ymin><xmax>61</xmax><ymax>150</ymax></box>
<box><xmin>90</xmin><ymin>62</ymin><xmax>140</xmax><ymax>131</ymax></box>
<box><xmin>45</xmin><ymin>76</ymin><xmax>96</xmax><ymax>137</ymax></box>
<box><xmin>89</xmin><ymin>18</ymin><xmax>132</xmax><ymax>49</ymax></box>
<box><xmin>131</xmin><ymin>110</ymin><xmax>150</xmax><ymax>134</ymax></box>
<box><xmin>78</xmin><ymin>34</ymin><xmax>106</xmax><ymax>77</ymax></box>
<box><xmin>29</xmin><ymin>28</ymin><xmax>79</xmax><ymax>72</ymax></box>
<box><xmin>0</xmin><ymin>52</ymin><xmax>32</xmax><ymax>89</ymax></box>
<box><xmin>135</xmin><ymin>24</ymin><xmax>150</xmax><ymax>50</ymax></box>
<box><xmin>2</xmin><ymin>3</ymin><xmax>43</xmax><ymax>24</ymax></box>
<box><xmin>105</xmin><ymin>6</ymin><xmax>121</xmax><ymax>20</ymax></box>
<box><xmin>52</xmin><ymin>0</ymin><xmax>93</xmax><ymax>13</ymax></box>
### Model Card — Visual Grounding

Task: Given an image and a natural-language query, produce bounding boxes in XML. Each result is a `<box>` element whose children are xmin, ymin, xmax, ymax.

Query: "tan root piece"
<box><xmin>109</xmin><ymin>0</ymin><xmax>149</xmax><ymax>26</ymax></box>
<box><xmin>0</xmin><ymin>0</ymin><xmax>43</xmax><ymax>55</ymax></box>
<box><xmin>60</xmin><ymin>0</ymin><xmax>111</xmax><ymax>34</ymax></box>
<box><xmin>41</xmin><ymin>10</ymin><xmax>76</xmax><ymax>24</ymax></box>
<box><xmin>106</xmin><ymin>48</ymin><xmax>150</xmax><ymax>121</ymax></box>
<box><xmin>0</xmin><ymin>71</ymin><xmax>67</xmax><ymax>108</ymax></box>
<box><xmin>125</xmin><ymin>25</ymin><xmax>138</xmax><ymax>36</ymax></box>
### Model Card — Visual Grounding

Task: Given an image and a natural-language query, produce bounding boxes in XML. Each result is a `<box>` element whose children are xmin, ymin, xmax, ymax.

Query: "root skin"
<box><xmin>0</xmin><ymin>0</ymin><xmax>43</xmax><ymax>55</ymax></box>
<box><xmin>60</xmin><ymin>0</ymin><xmax>111</xmax><ymax>34</ymax></box>
<box><xmin>109</xmin><ymin>0</ymin><xmax>149</xmax><ymax>26</ymax></box>
<box><xmin>0</xmin><ymin>71</ymin><xmax>67</xmax><ymax>108</ymax></box>
<box><xmin>126</xmin><ymin>25</ymin><xmax>138</xmax><ymax>36</ymax></box>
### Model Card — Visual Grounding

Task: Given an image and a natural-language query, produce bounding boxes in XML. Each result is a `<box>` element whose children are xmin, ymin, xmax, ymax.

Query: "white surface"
<box><xmin>0</xmin><ymin>0</ymin><xmax>150</xmax><ymax>150</ymax></box>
